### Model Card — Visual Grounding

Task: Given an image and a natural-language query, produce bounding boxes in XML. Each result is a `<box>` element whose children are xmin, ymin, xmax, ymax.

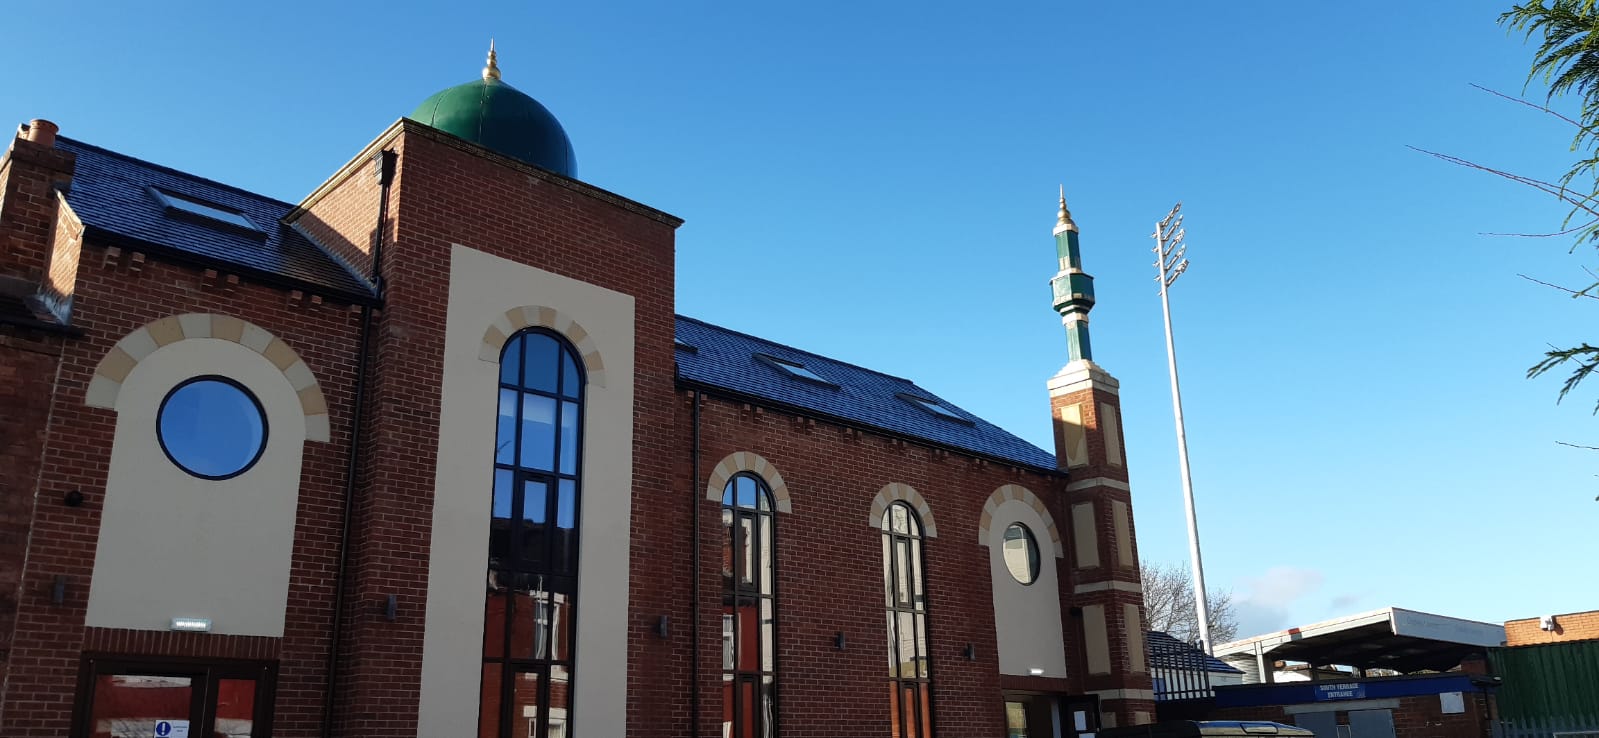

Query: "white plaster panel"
<box><xmin>1059</xmin><ymin>404</ymin><xmax>1088</xmax><ymax>468</ymax></box>
<box><xmin>1100</xmin><ymin>401</ymin><xmax>1124</xmax><ymax>467</ymax></box>
<box><xmin>1112</xmin><ymin>500</ymin><xmax>1133</xmax><ymax>567</ymax></box>
<box><xmin>1071</xmin><ymin>502</ymin><xmax>1099</xmax><ymax>569</ymax></box>
<box><xmin>1084</xmin><ymin>604</ymin><xmax>1111</xmax><ymax>675</ymax></box>
<box><xmin>419</xmin><ymin>244</ymin><xmax>636</xmax><ymax>738</ymax></box>
<box><xmin>86</xmin><ymin>338</ymin><xmax>308</xmax><ymax>636</ymax></box>
<box><xmin>987</xmin><ymin>499</ymin><xmax>1068</xmax><ymax>678</ymax></box>
<box><xmin>1125</xmin><ymin>603</ymin><xmax>1147</xmax><ymax>673</ymax></box>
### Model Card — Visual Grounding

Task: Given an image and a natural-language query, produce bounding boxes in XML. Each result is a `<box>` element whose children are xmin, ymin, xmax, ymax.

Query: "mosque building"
<box><xmin>0</xmin><ymin>46</ymin><xmax>1154</xmax><ymax>738</ymax></box>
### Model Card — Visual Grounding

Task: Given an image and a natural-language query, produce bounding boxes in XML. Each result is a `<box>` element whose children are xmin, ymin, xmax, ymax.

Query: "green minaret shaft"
<box><xmin>1049</xmin><ymin>189</ymin><xmax>1095</xmax><ymax>362</ymax></box>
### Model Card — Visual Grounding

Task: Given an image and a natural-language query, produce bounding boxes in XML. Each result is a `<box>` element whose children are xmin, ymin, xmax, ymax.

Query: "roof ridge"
<box><xmin>57</xmin><ymin>136</ymin><xmax>299</xmax><ymax>210</ymax></box>
<box><xmin>674</xmin><ymin>314</ymin><xmax>915</xmax><ymax>385</ymax></box>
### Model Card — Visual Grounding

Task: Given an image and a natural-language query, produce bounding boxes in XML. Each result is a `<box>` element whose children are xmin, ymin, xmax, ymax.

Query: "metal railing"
<box><xmin>1493</xmin><ymin>717</ymin><xmax>1599</xmax><ymax>738</ymax></box>
<box><xmin>1149</xmin><ymin>633</ymin><xmax>1214</xmax><ymax>701</ymax></box>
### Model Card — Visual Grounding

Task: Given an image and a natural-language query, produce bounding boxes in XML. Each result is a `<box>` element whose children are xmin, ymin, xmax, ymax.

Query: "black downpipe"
<box><xmin>691</xmin><ymin>389</ymin><xmax>702</xmax><ymax>738</ymax></box>
<box><xmin>322</xmin><ymin>149</ymin><xmax>398</xmax><ymax>738</ymax></box>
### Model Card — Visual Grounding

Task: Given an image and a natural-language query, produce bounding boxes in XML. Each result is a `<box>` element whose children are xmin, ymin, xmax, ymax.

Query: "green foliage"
<box><xmin>1501</xmin><ymin>2</ymin><xmax>1599</xmax><ymax>410</ymax></box>
<box><xmin>1503</xmin><ymin>1</ymin><xmax>1599</xmax><ymax>241</ymax></box>
<box><xmin>1528</xmin><ymin>343</ymin><xmax>1599</xmax><ymax>411</ymax></box>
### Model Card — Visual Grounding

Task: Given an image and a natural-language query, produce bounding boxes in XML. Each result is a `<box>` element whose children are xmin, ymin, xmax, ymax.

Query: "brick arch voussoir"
<box><xmin>85</xmin><ymin>313</ymin><xmax>332</xmax><ymax>442</ymax></box>
<box><xmin>867</xmin><ymin>482</ymin><xmax>939</xmax><ymax>538</ymax></box>
<box><xmin>479</xmin><ymin>305</ymin><xmax>607</xmax><ymax>388</ymax></box>
<box><xmin>977</xmin><ymin>484</ymin><xmax>1064</xmax><ymax>558</ymax></box>
<box><xmin>704</xmin><ymin>451</ymin><xmax>791</xmax><ymax>514</ymax></box>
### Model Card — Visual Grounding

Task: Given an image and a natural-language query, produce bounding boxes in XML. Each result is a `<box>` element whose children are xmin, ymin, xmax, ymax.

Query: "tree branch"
<box><xmin>1472</xmin><ymin>82</ymin><xmax>1588</xmax><ymax>130</ymax></box>
<box><xmin>1518</xmin><ymin>272</ymin><xmax>1599</xmax><ymax>299</ymax></box>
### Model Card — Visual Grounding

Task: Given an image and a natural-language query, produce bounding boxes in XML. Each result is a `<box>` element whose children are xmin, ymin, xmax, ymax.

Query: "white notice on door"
<box><xmin>154</xmin><ymin>719</ymin><xmax>191</xmax><ymax>738</ymax></box>
<box><xmin>1440</xmin><ymin>691</ymin><xmax>1465</xmax><ymax>714</ymax></box>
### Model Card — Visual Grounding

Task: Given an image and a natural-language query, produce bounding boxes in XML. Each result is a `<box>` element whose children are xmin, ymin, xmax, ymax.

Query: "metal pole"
<box><xmin>1154</xmin><ymin>208</ymin><xmax>1213</xmax><ymax>654</ymax></box>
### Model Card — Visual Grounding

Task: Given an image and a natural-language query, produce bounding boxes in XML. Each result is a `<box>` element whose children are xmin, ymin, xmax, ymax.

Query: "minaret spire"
<box><xmin>1049</xmin><ymin>187</ymin><xmax>1095</xmax><ymax>363</ymax></box>
<box><xmin>1056</xmin><ymin>184</ymin><xmax>1077</xmax><ymax>233</ymax></box>
<box><xmin>483</xmin><ymin>39</ymin><xmax>502</xmax><ymax>81</ymax></box>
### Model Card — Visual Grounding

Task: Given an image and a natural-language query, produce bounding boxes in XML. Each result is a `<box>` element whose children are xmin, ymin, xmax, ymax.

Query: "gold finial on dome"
<box><xmin>483</xmin><ymin>39</ymin><xmax>502</xmax><ymax>81</ymax></box>
<box><xmin>1055</xmin><ymin>184</ymin><xmax>1078</xmax><ymax>233</ymax></box>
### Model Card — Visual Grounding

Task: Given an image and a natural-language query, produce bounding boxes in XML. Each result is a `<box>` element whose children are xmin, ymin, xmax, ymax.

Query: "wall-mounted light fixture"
<box><xmin>51</xmin><ymin>575</ymin><xmax>67</xmax><ymax>605</ymax></box>
<box><xmin>834</xmin><ymin>631</ymin><xmax>847</xmax><ymax>650</ymax></box>
<box><xmin>170</xmin><ymin>617</ymin><xmax>212</xmax><ymax>632</ymax></box>
<box><xmin>964</xmin><ymin>643</ymin><xmax>976</xmax><ymax>661</ymax></box>
<box><xmin>384</xmin><ymin>595</ymin><xmax>398</xmax><ymax>622</ymax></box>
<box><xmin>657</xmin><ymin>615</ymin><xmax>671</xmax><ymax>639</ymax></box>
<box><xmin>63</xmin><ymin>490</ymin><xmax>84</xmax><ymax>507</ymax></box>
<box><xmin>1028</xmin><ymin>667</ymin><xmax>1045</xmax><ymax>676</ymax></box>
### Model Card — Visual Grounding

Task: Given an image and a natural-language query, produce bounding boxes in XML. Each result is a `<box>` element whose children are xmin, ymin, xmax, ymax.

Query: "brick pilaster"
<box><xmin>1050</xmin><ymin>359</ymin><xmax>1153</xmax><ymax>728</ymax></box>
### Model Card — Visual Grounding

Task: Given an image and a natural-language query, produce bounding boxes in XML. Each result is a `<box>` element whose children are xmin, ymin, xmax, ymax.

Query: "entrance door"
<box><xmin>1006</xmin><ymin>694</ymin><xmax>1099</xmax><ymax>738</ymax></box>
<box><xmin>1004</xmin><ymin>698</ymin><xmax>1044</xmax><ymax>738</ymax></box>
<box><xmin>1059</xmin><ymin>696</ymin><xmax>1100</xmax><ymax>737</ymax></box>
<box><xmin>73</xmin><ymin>658</ymin><xmax>275</xmax><ymax>738</ymax></box>
<box><xmin>1348</xmin><ymin>709</ymin><xmax>1396</xmax><ymax>738</ymax></box>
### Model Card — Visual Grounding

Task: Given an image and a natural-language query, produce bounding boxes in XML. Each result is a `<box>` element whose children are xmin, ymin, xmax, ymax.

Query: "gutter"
<box><xmin>321</xmin><ymin>148</ymin><xmax>397</xmax><ymax>738</ymax></box>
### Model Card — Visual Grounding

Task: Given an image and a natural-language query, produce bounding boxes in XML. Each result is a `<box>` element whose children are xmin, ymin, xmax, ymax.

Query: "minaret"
<box><xmin>1049</xmin><ymin>186</ymin><xmax>1094</xmax><ymax>363</ymax></box>
<box><xmin>1045</xmin><ymin>190</ymin><xmax>1155</xmax><ymax>729</ymax></box>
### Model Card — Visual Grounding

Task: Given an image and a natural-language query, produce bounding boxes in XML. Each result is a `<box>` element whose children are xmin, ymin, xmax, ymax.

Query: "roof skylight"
<box><xmin>152</xmin><ymin>188</ymin><xmax>259</xmax><ymax>232</ymax></box>
<box><xmin>758</xmin><ymin>354</ymin><xmax>834</xmax><ymax>386</ymax></box>
<box><xmin>674</xmin><ymin>338</ymin><xmax>697</xmax><ymax>353</ymax></box>
<box><xmin>900</xmin><ymin>394</ymin><xmax>972</xmax><ymax>424</ymax></box>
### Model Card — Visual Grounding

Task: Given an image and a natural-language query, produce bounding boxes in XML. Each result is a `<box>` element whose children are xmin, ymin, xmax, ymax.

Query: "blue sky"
<box><xmin>5</xmin><ymin>1</ymin><xmax>1594</xmax><ymax>634</ymax></box>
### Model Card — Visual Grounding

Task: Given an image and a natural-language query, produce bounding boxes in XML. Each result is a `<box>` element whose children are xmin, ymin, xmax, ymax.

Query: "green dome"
<box><xmin>410</xmin><ymin>72</ymin><xmax>576</xmax><ymax>177</ymax></box>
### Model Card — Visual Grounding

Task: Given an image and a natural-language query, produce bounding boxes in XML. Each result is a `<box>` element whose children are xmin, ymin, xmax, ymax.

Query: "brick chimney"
<box><xmin>0</xmin><ymin>119</ymin><xmax>76</xmax><ymax>296</ymax></box>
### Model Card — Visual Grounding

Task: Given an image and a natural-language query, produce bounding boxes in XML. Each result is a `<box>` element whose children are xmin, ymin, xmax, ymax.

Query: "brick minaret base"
<box><xmin>1052</xmin><ymin>360</ymin><xmax>1154</xmax><ymax>726</ymax></box>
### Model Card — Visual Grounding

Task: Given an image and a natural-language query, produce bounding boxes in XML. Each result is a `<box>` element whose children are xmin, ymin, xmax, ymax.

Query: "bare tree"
<box><xmin>1139</xmin><ymin>559</ymin><xmax>1238</xmax><ymax>647</ymax></box>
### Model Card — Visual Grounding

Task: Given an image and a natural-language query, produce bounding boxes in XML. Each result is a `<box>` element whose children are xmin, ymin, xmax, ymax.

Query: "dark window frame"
<box><xmin>722</xmin><ymin>472</ymin><xmax>779</xmax><ymax>738</ymax></box>
<box><xmin>156</xmin><ymin>374</ymin><xmax>270</xmax><ymax>481</ymax></box>
<box><xmin>148</xmin><ymin>187</ymin><xmax>265</xmax><ymax>237</ymax></box>
<box><xmin>481</xmin><ymin>329</ymin><xmax>585</xmax><ymax>738</ymax></box>
<box><xmin>883</xmin><ymin>502</ymin><xmax>934</xmax><ymax>738</ymax></box>
<box><xmin>70</xmin><ymin>654</ymin><xmax>277</xmax><ymax>738</ymax></box>
<box><xmin>1001</xmin><ymin>522</ymin><xmax>1042</xmax><ymax>586</ymax></box>
<box><xmin>895</xmin><ymin>393</ymin><xmax>974</xmax><ymax>425</ymax></box>
<box><xmin>755</xmin><ymin>353</ymin><xmax>837</xmax><ymax>388</ymax></box>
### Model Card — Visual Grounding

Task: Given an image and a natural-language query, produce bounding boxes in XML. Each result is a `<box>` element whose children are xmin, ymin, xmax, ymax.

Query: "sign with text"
<box><xmin>1314</xmin><ymin>682</ymin><xmax>1367</xmax><ymax>701</ymax></box>
<box><xmin>154</xmin><ymin>720</ymin><xmax>191</xmax><ymax>738</ymax></box>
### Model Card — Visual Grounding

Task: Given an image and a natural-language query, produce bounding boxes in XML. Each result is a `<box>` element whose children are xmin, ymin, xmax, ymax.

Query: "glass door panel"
<box><xmin>76</xmin><ymin>660</ymin><xmax>274</xmax><ymax>738</ymax></box>
<box><xmin>89</xmin><ymin>674</ymin><xmax>195</xmax><ymax>738</ymax></box>
<box><xmin>212</xmin><ymin>679</ymin><xmax>257</xmax><ymax>738</ymax></box>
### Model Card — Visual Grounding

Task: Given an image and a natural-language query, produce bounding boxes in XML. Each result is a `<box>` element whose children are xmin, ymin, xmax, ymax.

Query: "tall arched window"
<box><xmin>482</xmin><ymin>329</ymin><xmax>584</xmax><ymax>738</ymax></box>
<box><xmin>883</xmin><ymin>502</ymin><xmax>931</xmax><ymax>738</ymax></box>
<box><xmin>722</xmin><ymin>473</ymin><xmax>777</xmax><ymax>738</ymax></box>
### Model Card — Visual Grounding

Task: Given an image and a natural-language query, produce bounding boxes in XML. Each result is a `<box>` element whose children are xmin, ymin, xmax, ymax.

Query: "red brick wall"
<box><xmin>0</xmin><ymin>327</ymin><xmax>63</xmax><ymax>673</ymax></box>
<box><xmin>0</xmin><ymin>134</ymin><xmax>74</xmax><ymax>284</ymax></box>
<box><xmin>1209</xmin><ymin>691</ymin><xmax>1494</xmax><ymax>738</ymax></box>
<box><xmin>42</xmin><ymin>205</ymin><xmax>82</xmax><ymax>314</ymax></box>
<box><xmin>1506</xmin><ymin>609</ymin><xmax>1599</xmax><ymax>646</ymax></box>
<box><xmin>0</xmin><ymin>246</ymin><xmax>364</xmax><ymax>737</ymax></box>
<box><xmin>293</xmin><ymin>148</ymin><xmax>383</xmax><ymax>282</ymax></box>
<box><xmin>320</xmin><ymin>124</ymin><xmax>680</xmax><ymax>737</ymax></box>
<box><xmin>683</xmin><ymin>393</ymin><xmax>1072</xmax><ymax>738</ymax></box>
<box><xmin>1051</xmin><ymin>382</ymin><xmax>1153</xmax><ymax>725</ymax></box>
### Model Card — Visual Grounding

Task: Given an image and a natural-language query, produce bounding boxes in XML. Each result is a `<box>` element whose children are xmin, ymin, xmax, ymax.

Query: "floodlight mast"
<box><xmin>1153</xmin><ymin>201</ymin><xmax>1213</xmax><ymax>654</ymax></box>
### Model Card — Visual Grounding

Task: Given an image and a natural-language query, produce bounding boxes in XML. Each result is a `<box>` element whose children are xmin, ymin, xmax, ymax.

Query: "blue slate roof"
<box><xmin>55</xmin><ymin>137</ymin><xmax>372</xmax><ymax>298</ymax></box>
<box><xmin>675</xmin><ymin>316</ymin><xmax>1057</xmax><ymax>471</ymax></box>
<box><xmin>1148</xmin><ymin>631</ymin><xmax>1245</xmax><ymax>674</ymax></box>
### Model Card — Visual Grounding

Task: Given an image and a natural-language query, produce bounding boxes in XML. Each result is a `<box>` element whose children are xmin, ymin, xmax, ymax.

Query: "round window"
<box><xmin>157</xmin><ymin>376</ymin><xmax>268</xmax><ymax>480</ymax></box>
<box><xmin>1001</xmin><ymin>523</ymin><xmax>1041</xmax><ymax>585</ymax></box>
